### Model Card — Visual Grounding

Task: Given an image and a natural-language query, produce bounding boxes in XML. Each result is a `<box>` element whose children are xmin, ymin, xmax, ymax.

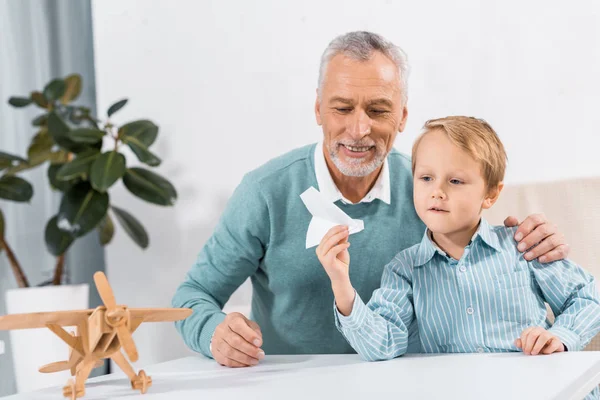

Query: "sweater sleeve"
<box><xmin>171</xmin><ymin>174</ymin><xmax>270</xmax><ymax>358</ymax></box>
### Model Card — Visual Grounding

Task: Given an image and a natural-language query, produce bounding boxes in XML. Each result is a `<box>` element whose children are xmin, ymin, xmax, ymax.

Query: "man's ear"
<box><xmin>315</xmin><ymin>89</ymin><xmax>322</xmax><ymax>126</ymax></box>
<box><xmin>483</xmin><ymin>182</ymin><xmax>504</xmax><ymax>209</ymax></box>
<box><xmin>398</xmin><ymin>104</ymin><xmax>408</xmax><ymax>132</ymax></box>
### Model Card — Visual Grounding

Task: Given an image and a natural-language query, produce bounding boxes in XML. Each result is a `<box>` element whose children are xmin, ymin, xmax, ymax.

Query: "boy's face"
<box><xmin>413</xmin><ymin>129</ymin><xmax>498</xmax><ymax>235</ymax></box>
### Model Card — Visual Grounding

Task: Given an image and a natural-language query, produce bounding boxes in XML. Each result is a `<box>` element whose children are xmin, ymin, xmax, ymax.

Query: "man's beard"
<box><xmin>327</xmin><ymin>141</ymin><xmax>388</xmax><ymax>177</ymax></box>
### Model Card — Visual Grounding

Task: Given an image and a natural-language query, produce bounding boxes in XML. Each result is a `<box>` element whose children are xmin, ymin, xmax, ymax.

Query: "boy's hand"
<box><xmin>316</xmin><ymin>225</ymin><xmax>351</xmax><ymax>283</ymax></box>
<box><xmin>316</xmin><ymin>225</ymin><xmax>356</xmax><ymax>316</ymax></box>
<box><xmin>515</xmin><ymin>327</ymin><xmax>565</xmax><ymax>355</ymax></box>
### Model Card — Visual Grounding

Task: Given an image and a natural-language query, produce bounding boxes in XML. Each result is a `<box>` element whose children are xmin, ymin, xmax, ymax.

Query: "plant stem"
<box><xmin>0</xmin><ymin>238</ymin><xmax>29</xmax><ymax>288</ymax></box>
<box><xmin>52</xmin><ymin>254</ymin><xmax>65</xmax><ymax>285</ymax></box>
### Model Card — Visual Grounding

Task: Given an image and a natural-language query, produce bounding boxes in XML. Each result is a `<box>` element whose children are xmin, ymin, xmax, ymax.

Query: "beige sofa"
<box><xmin>484</xmin><ymin>176</ymin><xmax>600</xmax><ymax>351</ymax></box>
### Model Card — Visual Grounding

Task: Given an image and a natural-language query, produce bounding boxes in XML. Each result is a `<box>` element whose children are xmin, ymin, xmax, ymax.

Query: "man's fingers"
<box><xmin>223</xmin><ymin>332</ymin><xmax>263</xmax><ymax>362</ymax></box>
<box><xmin>503</xmin><ymin>216</ymin><xmax>519</xmax><ymax>228</ymax></box>
<box><xmin>537</xmin><ymin>244</ymin><xmax>570</xmax><ymax>264</ymax></box>
<box><xmin>516</xmin><ymin>221</ymin><xmax>555</xmax><ymax>255</ymax></box>
<box><xmin>229</xmin><ymin>316</ymin><xmax>263</xmax><ymax>347</ymax></box>
<box><xmin>531</xmin><ymin>334</ymin><xmax>551</xmax><ymax>355</ymax></box>
<box><xmin>215</xmin><ymin>342</ymin><xmax>257</xmax><ymax>367</ymax></box>
<box><xmin>513</xmin><ymin>213</ymin><xmax>546</xmax><ymax>242</ymax></box>
<box><xmin>521</xmin><ymin>233</ymin><xmax>562</xmax><ymax>261</ymax></box>
<box><xmin>514</xmin><ymin>338</ymin><xmax>522</xmax><ymax>348</ymax></box>
<box><xmin>247</xmin><ymin>320</ymin><xmax>263</xmax><ymax>337</ymax></box>
<box><xmin>216</xmin><ymin>356</ymin><xmax>247</xmax><ymax>368</ymax></box>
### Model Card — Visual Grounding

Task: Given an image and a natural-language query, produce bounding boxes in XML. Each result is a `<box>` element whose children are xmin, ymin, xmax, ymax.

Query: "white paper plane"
<box><xmin>300</xmin><ymin>187</ymin><xmax>364</xmax><ymax>249</ymax></box>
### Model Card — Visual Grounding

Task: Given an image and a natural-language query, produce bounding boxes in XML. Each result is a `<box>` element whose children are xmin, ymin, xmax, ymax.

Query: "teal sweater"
<box><xmin>172</xmin><ymin>143</ymin><xmax>426</xmax><ymax>357</ymax></box>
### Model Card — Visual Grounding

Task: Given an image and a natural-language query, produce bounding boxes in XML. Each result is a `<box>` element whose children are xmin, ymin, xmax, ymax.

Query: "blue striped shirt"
<box><xmin>335</xmin><ymin>218</ymin><xmax>600</xmax><ymax>361</ymax></box>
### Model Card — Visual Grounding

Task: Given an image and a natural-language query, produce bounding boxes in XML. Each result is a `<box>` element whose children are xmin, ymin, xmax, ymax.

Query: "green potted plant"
<box><xmin>1</xmin><ymin>73</ymin><xmax>177</xmax><ymax>392</ymax></box>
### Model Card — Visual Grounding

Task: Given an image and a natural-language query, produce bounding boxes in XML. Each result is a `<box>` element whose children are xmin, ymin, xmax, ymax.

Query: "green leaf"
<box><xmin>119</xmin><ymin>120</ymin><xmax>158</xmax><ymax>148</ymax></box>
<box><xmin>107</xmin><ymin>99</ymin><xmax>128</xmax><ymax>117</ymax></box>
<box><xmin>47</xmin><ymin>111</ymin><xmax>89</xmax><ymax>153</ymax></box>
<box><xmin>43</xmin><ymin>79</ymin><xmax>66</xmax><ymax>102</ymax></box>
<box><xmin>56</xmin><ymin>149</ymin><xmax>100</xmax><ymax>181</ymax></box>
<box><xmin>97</xmin><ymin>212</ymin><xmax>115</xmax><ymax>245</ymax></box>
<box><xmin>32</xmin><ymin>114</ymin><xmax>49</xmax><ymax>126</ymax></box>
<box><xmin>45</xmin><ymin>215</ymin><xmax>74</xmax><ymax>256</ymax></box>
<box><xmin>57</xmin><ymin>182</ymin><xmax>109</xmax><ymax>238</ymax></box>
<box><xmin>126</xmin><ymin>141</ymin><xmax>161</xmax><ymax>166</ymax></box>
<box><xmin>27</xmin><ymin>130</ymin><xmax>54</xmax><ymax>165</ymax></box>
<box><xmin>48</xmin><ymin>164</ymin><xmax>75</xmax><ymax>192</ymax></box>
<box><xmin>90</xmin><ymin>151</ymin><xmax>126</xmax><ymax>192</ymax></box>
<box><xmin>31</xmin><ymin>91</ymin><xmax>49</xmax><ymax>108</ymax></box>
<box><xmin>68</xmin><ymin>128</ymin><xmax>105</xmax><ymax>144</ymax></box>
<box><xmin>8</xmin><ymin>97</ymin><xmax>32</xmax><ymax>108</ymax></box>
<box><xmin>60</xmin><ymin>74</ymin><xmax>82</xmax><ymax>104</ymax></box>
<box><xmin>122</xmin><ymin>167</ymin><xmax>177</xmax><ymax>206</ymax></box>
<box><xmin>111</xmin><ymin>205</ymin><xmax>148</xmax><ymax>248</ymax></box>
<box><xmin>1</xmin><ymin>163</ymin><xmax>32</xmax><ymax>176</ymax></box>
<box><xmin>0</xmin><ymin>151</ymin><xmax>28</xmax><ymax>171</ymax></box>
<box><xmin>119</xmin><ymin>120</ymin><xmax>161</xmax><ymax>166</ymax></box>
<box><xmin>0</xmin><ymin>175</ymin><xmax>34</xmax><ymax>202</ymax></box>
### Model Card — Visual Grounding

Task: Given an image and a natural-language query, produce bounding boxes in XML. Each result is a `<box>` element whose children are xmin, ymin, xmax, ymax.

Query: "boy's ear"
<box><xmin>482</xmin><ymin>182</ymin><xmax>504</xmax><ymax>210</ymax></box>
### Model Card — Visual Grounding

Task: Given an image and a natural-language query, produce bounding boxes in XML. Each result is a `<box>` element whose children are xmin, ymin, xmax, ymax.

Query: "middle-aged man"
<box><xmin>173</xmin><ymin>31</ymin><xmax>570</xmax><ymax>368</ymax></box>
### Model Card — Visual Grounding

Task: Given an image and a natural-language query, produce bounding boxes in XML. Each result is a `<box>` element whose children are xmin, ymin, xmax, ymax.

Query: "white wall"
<box><xmin>91</xmin><ymin>0</ymin><xmax>600</xmax><ymax>366</ymax></box>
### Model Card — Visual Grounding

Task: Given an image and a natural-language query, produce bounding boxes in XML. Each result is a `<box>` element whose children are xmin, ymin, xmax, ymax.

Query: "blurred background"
<box><xmin>1</xmin><ymin>0</ymin><xmax>599</xmax><ymax>396</ymax></box>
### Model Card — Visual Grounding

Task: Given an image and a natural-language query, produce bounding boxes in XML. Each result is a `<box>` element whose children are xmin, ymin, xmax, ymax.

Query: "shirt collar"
<box><xmin>413</xmin><ymin>218</ymin><xmax>502</xmax><ymax>267</ymax></box>
<box><xmin>313</xmin><ymin>141</ymin><xmax>391</xmax><ymax>205</ymax></box>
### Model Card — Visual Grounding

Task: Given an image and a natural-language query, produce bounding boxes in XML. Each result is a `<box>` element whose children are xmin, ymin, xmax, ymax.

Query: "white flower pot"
<box><xmin>5</xmin><ymin>284</ymin><xmax>89</xmax><ymax>393</ymax></box>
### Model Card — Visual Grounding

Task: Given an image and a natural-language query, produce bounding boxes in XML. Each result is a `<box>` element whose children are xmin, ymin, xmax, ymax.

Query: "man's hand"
<box><xmin>504</xmin><ymin>213</ymin><xmax>569</xmax><ymax>263</ymax></box>
<box><xmin>212</xmin><ymin>312</ymin><xmax>264</xmax><ymax>368</ymax></box>
<box><xmin>515</xmin><ymin>327</ymin><xmax>565</xmax><ymax>355</ymax></box>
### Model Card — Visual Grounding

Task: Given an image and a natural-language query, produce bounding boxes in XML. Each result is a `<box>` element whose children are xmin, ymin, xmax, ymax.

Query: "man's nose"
<box><xmin>347</xmin><ymin>110</ymin><xmax>371</xmax><ymax>140</ymax></box>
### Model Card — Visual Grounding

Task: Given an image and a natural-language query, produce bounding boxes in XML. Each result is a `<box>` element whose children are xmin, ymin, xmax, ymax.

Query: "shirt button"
<box><xmin>459</xmin><ymin>266</ymin><xmax>467</xmax><ymax>272</ymax></box>
<box><xmin>467</xmin><ymin>307</ymin><xmax>474</xmax><ymax>315</ymax></box>
<box><xmin>477</xmin><ymin>347</ymin><xmax>485</xmax><ymax>353</ymax></box>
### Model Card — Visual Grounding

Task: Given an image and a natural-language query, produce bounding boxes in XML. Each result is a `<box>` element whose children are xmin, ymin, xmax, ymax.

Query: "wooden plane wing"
<box><xmin>0</xmin><ymin>309</ymin><xmax>95</xmax><ymax>330</ymax></box>
<box><xmin>128</xmin><ymin>308</ymin><xmax>192</xmax><ymax>323</ymax></box>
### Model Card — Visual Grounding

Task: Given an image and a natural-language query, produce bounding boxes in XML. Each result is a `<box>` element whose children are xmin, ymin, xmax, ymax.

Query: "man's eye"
<box><xmin>450</xmin><ymin>179</ymin><xmax>463</xmax><ymax>185</ymax></box>
<box><xmin>369</xmin><ymin>109</ymin><xmax>387</xmax><ymax>115</ymax></box>
<box><xmin>335</xmin><ymin>108</ymin><xmax>352</xmax><ymax>113</ymax></box>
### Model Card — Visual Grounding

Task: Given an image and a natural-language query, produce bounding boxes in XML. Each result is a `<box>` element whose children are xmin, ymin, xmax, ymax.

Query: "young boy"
<box><xmin>317</xmin><ymin>116</ymin><xmax>600</xmax><ymax>396</ymax></box>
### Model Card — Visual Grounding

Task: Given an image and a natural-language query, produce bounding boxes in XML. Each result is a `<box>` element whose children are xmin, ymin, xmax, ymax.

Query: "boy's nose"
<box><xmin>431</xmin><ymin>189</ymin><xmax>446</xmax><ymax>200</ymax></box>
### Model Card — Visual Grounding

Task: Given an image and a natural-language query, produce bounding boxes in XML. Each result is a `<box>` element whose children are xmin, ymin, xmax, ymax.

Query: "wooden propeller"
<box><xmin>93</xmin><ymin>272</ymin><xmax>139</xmax><ymax>362</ymax></box>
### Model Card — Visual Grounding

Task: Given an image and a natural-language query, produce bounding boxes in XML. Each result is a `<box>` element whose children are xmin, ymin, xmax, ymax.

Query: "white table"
<box><xmin>3</xmin><ymin>352</ymin><xmax>600</xmax><ymax>400</ymax></box>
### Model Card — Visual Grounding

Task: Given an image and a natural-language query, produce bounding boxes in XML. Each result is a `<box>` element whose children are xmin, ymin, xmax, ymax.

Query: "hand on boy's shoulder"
<box><xmin>503</xmin><ymin>214</ymin><xmax>570</xmax><ymax>263</ymax></box>
<box><xmin>514</xmin><ymin>326</ymin><xmax>566</xmax><ymax>355</ymax></box>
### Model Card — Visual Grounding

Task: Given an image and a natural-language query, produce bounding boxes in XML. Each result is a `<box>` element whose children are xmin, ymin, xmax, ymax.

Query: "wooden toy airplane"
<box><xmin>0</xmin><ymin>271</ymin><xmax>192</xmax><ymax>399</ymax></box>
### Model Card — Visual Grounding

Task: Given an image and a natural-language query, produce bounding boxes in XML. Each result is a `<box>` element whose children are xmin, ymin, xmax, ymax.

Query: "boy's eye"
<box><xmin>450</xmin><ymin>179</ymin><xmax>463</xmax><ymax>185</ymax></box>
<box><xmin>420</xmin><ymin>176</ymin><xmax>432</xmax><ymax>182</ymax></box>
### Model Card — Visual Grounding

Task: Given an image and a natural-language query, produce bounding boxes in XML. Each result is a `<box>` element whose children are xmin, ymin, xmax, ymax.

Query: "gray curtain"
<box><xmin>0</xmin><ymin>0</ymin><xmax>106</xmax><ymax>396</ymax></box>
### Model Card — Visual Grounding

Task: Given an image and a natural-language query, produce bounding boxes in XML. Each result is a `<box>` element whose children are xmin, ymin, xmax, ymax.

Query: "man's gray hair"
<box><xmin>317</xmin><ymin>31</ymin><xmax>410</xmax><ymax>103</ymax></box>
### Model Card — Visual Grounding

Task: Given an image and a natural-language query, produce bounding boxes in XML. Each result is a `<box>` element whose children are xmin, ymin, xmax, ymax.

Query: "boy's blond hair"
<box><xmin>411</xmin><ymin>116</ymin><xmax>507</xmax><ymax>192</ymax></box>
